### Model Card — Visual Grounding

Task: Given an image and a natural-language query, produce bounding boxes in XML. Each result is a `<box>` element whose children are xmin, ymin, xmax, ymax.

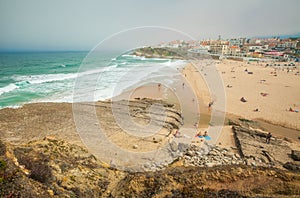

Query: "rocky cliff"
<box><xmin>1</xmin><ymin>137</ymin><xmax>300</xmax><ymax>197</ymax></box>
<box><xmin>1</xmin><ymin>100</ymin><xmax>300</xmax><ymax>197</ymax></box>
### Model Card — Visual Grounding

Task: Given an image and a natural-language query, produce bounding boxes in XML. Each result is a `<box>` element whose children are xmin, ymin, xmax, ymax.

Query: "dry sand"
<box><xmin>217</xmin><ymin>60</ymin><xmax>300</xmax><ymax>130</ymax></box>
<box><xmin>180</xmin><ymin>59</ymin><xmax>300</xmax><ymax>130</ymax></box>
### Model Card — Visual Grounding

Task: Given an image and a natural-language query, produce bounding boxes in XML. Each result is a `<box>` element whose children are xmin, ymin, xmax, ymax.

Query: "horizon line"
<box><xmin>0</xmin><ymin>32</ymin><xmax>299</xmax><ymax>53</ymax></box>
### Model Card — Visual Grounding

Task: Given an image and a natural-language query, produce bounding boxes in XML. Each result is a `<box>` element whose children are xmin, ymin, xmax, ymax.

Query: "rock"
<box><xmin>205</xmin><ymin>162</ymin><xmax>216</xmax><ymax>167</ymax></box>
<box><xmin>133</xmin><ymin>145</ymin><xmax>138</xmax><ymax>149</ymax></box>
<box><xmin>187</xmin><ymin>150</ymin><xmax>194</xmax><ymax>156</ymax></box>
<box><xmin>225</xmin><ymin>152</ymin><xmax>234</xmax><ymax>157</ymax></box>
<box><xmin>283</xmin><ymin>162</ymin><xmax>300</xmax><ymax>172</ymax></box>
<box><xmin>169</xmin><ymin>141</ymin><xmax>178</xmax><ymax>152</ymax></box>
<box><xmin>291</xmin><ymin>150</ymin><xmax>300</xmax><ymax>161</ymax></box>
<box><xmin>178</xmin><ymin>143</ymin><xmax>189</xmax><ymax>153</ymax></box>
<box><xmin>214</xmin><ymin>147</ymin><xmax>222</xmax><ymax>152</ymax></box>
<box><xmin>233</xmin><ymin>125</ymin><xmax>292</xmax><ymax>167</ymax></box>
<box><xmin>183</xmin><ymin>145</ymin><xmax>240</xmax><ymax>167</ymax></box>
<box><xmin>143</xmin><ymin>163</ymin><xmax>151</xmax><ymax>169</ymax></box>
<box><xmin>153</xmin><ymin>137</ymin><xmax>162</xmax><ymax>143</ymax></box>
<box><xmin>184</xmin><ymin>156</ymin><xmax>191</xmax><ymax>161</ymax></box>
<box><xmin>234</xmin><ymin>153</ymin><xmax>240</xmax><ymax>158</ymax></box>
<box><xmin>260</xmin><ymin>157</ymin><xmax>266</xmax><ymax>163</ymax></box>
<box><xmin>283</xmin><ymin>137</ymin><xmax>293</xmax><ymax>143</ymax></box>
<box><xmin>208</xmin><ymin>151</ymin><xmax>218</xmax><ymax>156</ymax></box>
<box><xmin>47</xmin><ymin>190</ymin><xmax>54</xmax><ymax>196</ymax></box>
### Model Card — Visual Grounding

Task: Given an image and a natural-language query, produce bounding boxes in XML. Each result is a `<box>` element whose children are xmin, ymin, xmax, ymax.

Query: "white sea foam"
<box><xmin>121</xmin><ymin>54</ymin><xmax>137</xmax><ymax>58</ymax></box>
<box><xmin>0</xmin><ymin>83</ymin><xmax>19</xmax><ymax>96</ymax></box>
<box><xmin>1</xmin><ymin>53</ymin><xmax>187</xmax><ymax>108</ymax></box>
<box><xmin>12</xmin><ymin>66</ymin><xmax>115</xmax><ymax>86</ymax></box>
<box><xmin>0</xmin><ymin>67</ymin><xmax>114</xmax><ymax>97</ymax></box>
<box><xmin>2</xmin><ymin>104</ymin><xmax>22</xmax><ymax>109</ymax></box>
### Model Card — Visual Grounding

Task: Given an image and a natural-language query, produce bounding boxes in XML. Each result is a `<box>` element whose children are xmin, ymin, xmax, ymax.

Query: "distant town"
<box><xmin>158</xmin><ymin>35</ymin><xmax>300</xmax><ymax>62</ymax></box>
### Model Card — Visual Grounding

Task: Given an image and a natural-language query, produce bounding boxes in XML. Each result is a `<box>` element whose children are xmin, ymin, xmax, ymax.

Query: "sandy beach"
<box><xmin>113</xmin><ymin>59</ymin><xmax>300</xmax><ymax>148</ymax></box>
<box><xmin>177</xmin><ymin>60</ymin><xmax>300</xmax><ymax>129</ymax></box>
<box><xmin>218</xmin><ymin>60</ymin><xmax>300</xmax><ymax>129</ymax></box>
<box><xmin>1</xmin><ymin>59</ymin><xmax>299</xmax><ymax>148</ymax></box>
<box><xmin>1</xmin><ymin>57</ymin><xmax>300</xmax><ymax>196</ymax></box>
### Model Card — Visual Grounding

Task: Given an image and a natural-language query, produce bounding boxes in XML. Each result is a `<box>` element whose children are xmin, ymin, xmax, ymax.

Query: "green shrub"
<box><xmin>0</xmin><ymin>159</ymin><xmax>6</xmax><ymax>170</ymax></box>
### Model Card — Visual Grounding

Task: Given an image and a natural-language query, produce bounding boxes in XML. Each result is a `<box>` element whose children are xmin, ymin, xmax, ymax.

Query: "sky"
<box><xmin>0</xmin><ymin>0</ymin><xmax>300</xmax><ymax>51</ymax></box>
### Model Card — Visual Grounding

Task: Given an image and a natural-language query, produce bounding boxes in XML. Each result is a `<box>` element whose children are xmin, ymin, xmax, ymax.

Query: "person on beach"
<box><xmin>174</xmin><ymin>130</ymin><xmax>182</xmax><ymax>138</ymax></box>
<box><xmin>195</xmin><ymin>130</ymin><xmax>202</xmax><ymax>138</ymax></box>
<box><xmin>203</xmin><ymin>131</ymin><xmax>208</xmax><ymax>137</ymax></box>
<box><xmin>182</xmin><ymin>82</ymin><xmax>185</xmax><ymax>88</ymax></box>
<box><xmin>266</xmin><ymin>132</ymin><xmax>272</xmax><ymax>144</ymax></box>
<box><xmin>289</xmin><ymin>107</ymin><xmax>299</xmax><ymax>113</ymax></box>
<box><xmin>208</xmin><ymin>101</ymin><xmax>214</xmax><ymax>108</ymax></box>
<box><xmin>158</xmin><ymin>83</ymin><xmax>161</xmax><ymax>90</ymax></box>
<box><xmin>194</xmin><ymin>122</ymin><xmax>198</xmax><ymax>128</ymax></box>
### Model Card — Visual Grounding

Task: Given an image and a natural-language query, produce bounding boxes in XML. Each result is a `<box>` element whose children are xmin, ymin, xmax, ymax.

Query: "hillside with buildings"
<box><xmin>157</xmin><ymin>35</ymin><xmax>300</xmax><ymax>62</ymax></box>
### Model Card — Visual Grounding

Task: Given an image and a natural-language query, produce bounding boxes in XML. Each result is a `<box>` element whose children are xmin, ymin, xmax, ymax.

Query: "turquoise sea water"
<box><xmin>0</xmin><ymin>51</ymin><xmax>185</xmax><ymax>109</ymax></box>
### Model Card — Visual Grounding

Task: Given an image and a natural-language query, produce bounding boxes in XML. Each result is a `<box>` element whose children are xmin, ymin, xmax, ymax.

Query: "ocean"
<box><xmin>0</xmin><ymin>51</ymin><xmax>186</xmax><ymax>109</ymax></box>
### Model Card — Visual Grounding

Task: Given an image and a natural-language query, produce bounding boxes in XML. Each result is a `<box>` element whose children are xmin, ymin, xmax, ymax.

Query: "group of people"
<box><xmin>195</xmin><ymin>130</ymin><xmax>208</xmax><ymax>138</ymax></box>
<box><xmin>173</xmin><ymin>128</ymin><xmax>209</xmax><ymax>140</ymax></box>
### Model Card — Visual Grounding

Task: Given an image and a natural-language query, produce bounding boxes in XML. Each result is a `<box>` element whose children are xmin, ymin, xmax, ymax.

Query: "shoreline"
<box><xmin>1</xmin><ymin>58</ymin><xmax>299</xmax><ymax>142</ymax></box>
<box><xmin>112</xmin><ymin>59</ymin><xmax>300</xmax><ymax>144</ymax></box>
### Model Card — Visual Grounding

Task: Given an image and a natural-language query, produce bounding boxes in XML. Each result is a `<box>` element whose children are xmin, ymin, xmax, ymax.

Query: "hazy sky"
<box><xmin>1</xmin><ymin>0</ymin><xmax>300</xmax><ymax>51</ymax></box>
